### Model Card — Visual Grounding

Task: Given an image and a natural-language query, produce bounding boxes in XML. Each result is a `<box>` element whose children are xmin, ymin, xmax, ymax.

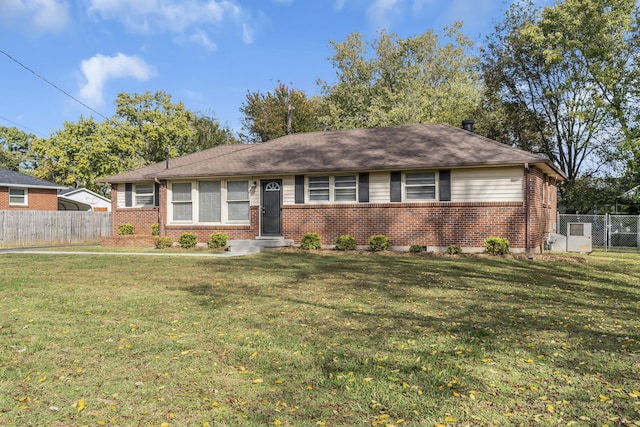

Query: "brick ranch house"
<box><xmin>0</xmin><ymin>166</ymin><xmax>66</xmax><ymax>210</ymax></box>
<box><xmin>99</xmin><ymin>123</ymin><xmax>566</xmax><ymax>253</ymax></box>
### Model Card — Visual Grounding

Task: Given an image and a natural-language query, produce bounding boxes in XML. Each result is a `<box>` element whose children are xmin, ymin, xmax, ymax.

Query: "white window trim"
<box><xmin>134</xmin><ymin>183</ymin><xmax>155</xmax><ymax>207</ymax></box>
<box><xmin>169</xmin><ymin>182</ymin><xmax>193</xmax><ymax>223</ymax></box>
<box><xmin>9</xmin><ymin>187</ymin><xmax>28</xmax><ymax>206</ymax></box>
<box><xmin>167</xmin><ymin>180</ymin><xmax>251</xmax><ymax>225</ymax></box>
<box><xmin>403</xmin><ymin>171</ymin><xmax>438</xmax><ymax>201</ymax></box>
<box><xmin>226</xmin><ymin>180</ymin><xmax>250</xmax><ymax>223</ymax></box>
<box><xmin>307</xmin><ymin>175</ymin><xmax>358</xmax><ymax>203</ymax></box>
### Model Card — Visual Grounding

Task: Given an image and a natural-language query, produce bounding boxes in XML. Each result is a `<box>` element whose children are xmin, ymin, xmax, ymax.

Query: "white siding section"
<box><xmin>249</xmin><ymin>178</ymin><xmax>259</xmax><ymax>206</ymax></box>
<box><xmin>369</xmin><ymin>172</ymin><xmax>389</xmax><ymax>203</ymax></box>
<box><xmin>282</xmin><ymin>176</ymin><xmax>295</xmax><ymax>205</ymax></box>
<box><xmin>451</xmin><ymin>167</ymin><xmax>523</xmax><ymax>202</ymax></box>
<box><xmin>116</xmin><ymin>183</ymin><xmax>125</xmax><ymax>208</ymax></box>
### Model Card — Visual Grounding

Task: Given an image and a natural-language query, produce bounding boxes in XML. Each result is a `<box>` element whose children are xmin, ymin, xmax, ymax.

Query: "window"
<box><xmin>334</xmin><ymin>175</ymin><xmax>357</xmax><ymax>201</ymax></box>
<box><xmin>135</xmin><ymin>184</ymin><xmax>154</xmax><ymax>207</ymax></box>
<box><xmin>171</xmin><ymin>183</ymin><xmax>192</xmax><ymax>221</ymax></box>
<box><xmin>9</xmin><ymin>187</ymin><xmax>27</xmax><ymax>205</ymax></box>
<box><xmin>227</xmin><ymin>181</ymin><xmax>249</xmax><ymax>221</ymax></box>
<box><xmin>199</xmin><ymin>181</ymin><xmax>221</xmax><ymax>223</ymax></box>
<box><xmin>308</xmin><ymin>175</ymin><xmax>357</xmax><ymax>202</ymax></box>
<box><xmin>309</xmin><ymin>176</ymin><xmax>330</xmax><ymax>201</ymax></box>
<box><xmin>405</xmin><ymin>172</ymin><xmax>436</xmax><ymax>200</ymax></box>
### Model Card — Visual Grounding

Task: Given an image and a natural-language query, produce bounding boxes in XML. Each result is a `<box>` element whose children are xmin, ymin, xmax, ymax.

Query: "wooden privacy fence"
<box><xmin>0</xmin><ymin>210</ymin><xmax>111</xmax><ymax>246</ymax></box>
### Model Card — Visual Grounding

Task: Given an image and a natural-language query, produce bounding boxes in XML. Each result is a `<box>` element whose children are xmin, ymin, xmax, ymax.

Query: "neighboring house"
<box><xmin>99</xmin><ymin>123</ymin><xmax>566</xmax><ymax>253</ymax></box>
<box><xmin>0</xmin><ymin>167</ymin><xmax>66</xmax><ymax>210</ymax></box>
<box><xmin>58</xmin><ymin>188</ymin><xmax>112</xmax><ymax>212</ymax></box>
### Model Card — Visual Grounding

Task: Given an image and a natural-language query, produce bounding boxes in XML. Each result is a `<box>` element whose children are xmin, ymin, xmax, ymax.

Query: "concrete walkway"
<box><xmin>0</xmin><ymin>247</ymin><xmax>253</xmax><ymax>257</ymax></box>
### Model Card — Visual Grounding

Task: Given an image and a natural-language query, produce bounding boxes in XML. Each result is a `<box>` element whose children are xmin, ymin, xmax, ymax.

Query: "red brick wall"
<box><xmin>109</xmin><ymin>185</ymin><xmax>161</xmax><ymax>236</ymax></box>
<box><xmin>282</xmin><ymin>202</ymin><xmax>526</xmax><ymax>249</ymax></box>
<box><xmin>0</xmin><ymin>186</ymin><xmax>58</xmax><ymax>210</ymax></box>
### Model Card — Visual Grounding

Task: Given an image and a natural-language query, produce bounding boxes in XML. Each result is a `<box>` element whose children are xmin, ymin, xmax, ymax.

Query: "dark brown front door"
<box><xmin>261</xmin><ymin>179</ymin><xmax>282</xmax><ymax>236</ymax></box>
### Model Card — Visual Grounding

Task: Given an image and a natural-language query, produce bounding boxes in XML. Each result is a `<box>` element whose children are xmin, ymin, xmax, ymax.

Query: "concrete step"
<box><xmin>227</xmin><ymin>238</ymin><xmax>294</xmax><ymax>253</ymax></box>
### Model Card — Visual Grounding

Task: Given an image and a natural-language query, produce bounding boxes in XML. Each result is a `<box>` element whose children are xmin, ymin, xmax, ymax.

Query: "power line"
<box><xmin>0</xmin><ymin>48</ymin><xmax>110</xmax><ymax>121</ymax></box>
<box><xmin>0</xmin><ymin>114</ymin><xmax>46</xmax><ymax>138</ymax></box>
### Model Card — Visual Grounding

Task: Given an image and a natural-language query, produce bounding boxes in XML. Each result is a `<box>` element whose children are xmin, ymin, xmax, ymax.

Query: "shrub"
<box><xmin>484</xmin><ymin>237</ymin><xmax>510</xmax><ymax>255</ymax></box>
<box><xmin>151</xmin><ymin>223</ymin><xmax>160</xmax><ymax>236</ymax></box>
<box><xmin>178</xmin><ymin>232</ymin><xmax>198</xmax><ymax>249</ymax></box>
<box><xmin>155</xmin><ymin>236</ymin><xmax>173</xmax><ymax>249</ymax></box>
<box><xmin>447</xmin><ymin>245</ymin><xmax>462</xmax><ymax>255</ymax></box>
<box><xmin>369</xmin><ymin>234</ymin><xmax>390</xmax><ymax>252</ymax></box>
<box><xmin>335</xmin><ymin>234</ymin><xmax>356</xmax><ymax>251</ymax></box>
<box><xmin>117</xmin><ymin>223</ymin><xmax>134</xmax><ymax>235</ymax></box>
<box><xmin>208</xmin><ymin>232</ymin><xmax>228</xmax><ymax>249</ymax></box>
<box><xmin>300</xmin><ymin>232</ymin><xmax>321</xmax><ymax>250</ymax></box>
<box><xmin>409</xmin><ymin>244</ymin><xmax>422</xmax><ymax>253</ymax></box>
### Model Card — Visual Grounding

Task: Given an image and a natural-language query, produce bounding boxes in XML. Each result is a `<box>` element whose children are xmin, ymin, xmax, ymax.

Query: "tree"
<box><xmin>239</xmin><ymin>83</ymin><xmax>324</xmax><ymax>142</ymax></box>
<box><xmin>319</xmin><ymin>24</ymin><xmax>483</xmax><ymax>129</ymax></box>
<box><xmin>0</xmin><ymin>126</ymin><xmax>40</xmax><ymax>171</ymax></box>
<box><xmin>189</xmin><ymin>113</ymin><xmax>239</xmax><ymax>151</ymax></box>
<box><xmin>481</xmin><ymin>0</ymin><xmax>640</xmax><ymax>211</ymax></box>
<box><xmin>114</xmin><ymin>91</ymin><xmax>196</xmax><ymax>164</ymax></box>
<box><xmin>32</xmin><ymin>116</ymin><xmax>138</xmax><ymax>194</ymax></box>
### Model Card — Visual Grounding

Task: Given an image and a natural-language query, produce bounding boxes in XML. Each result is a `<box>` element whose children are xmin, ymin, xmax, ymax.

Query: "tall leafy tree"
<box><xmin>0</xmin><ymin>126</ymin><xmax>40</xmax><ymax>171</ymax></box>
<box><xmin>482</xmin><ymin>0</ymin><xmax>640</xmax><ymax>210</ymax></box>
<box><xmin>32</xmin><ymin>116</ymin><xmax>138</xmax><ymax>194</ymax></box>
<box><xmin>319</xmin><ymin>24</ymin><xmax>483</xmax><ymax>129</ymax></box>
<box><xmin>239</xmin><ymin>83</ymin><xmax>324</xmax><ymax>142</ymax></box>
<box><xmin>114</xmin><ymin>91</ymin><xmax>196</xmax><ymax>164</ymax></box>
<box><xmin>189</xmin><ymin>113</ymin><xmax>239</xmax><ymax>151</ymax></box>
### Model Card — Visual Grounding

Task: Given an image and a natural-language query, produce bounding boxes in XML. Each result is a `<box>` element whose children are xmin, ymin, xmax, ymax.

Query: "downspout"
<box><xmin>154</xmin><ymin>177</ymin><xmax>163</xmax><ymax>236</ymax></box>
<box><xmin>524</xmin><ymin>163</ymin><xmax>530</xmax><ymax>253</ymax></box>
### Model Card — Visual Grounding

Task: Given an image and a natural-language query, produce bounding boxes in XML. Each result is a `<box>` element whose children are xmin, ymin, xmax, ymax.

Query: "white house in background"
<box><xmin>57</xmin><ymin>188</ymin><xmax>111</xmax><ymax>212</ymax></box>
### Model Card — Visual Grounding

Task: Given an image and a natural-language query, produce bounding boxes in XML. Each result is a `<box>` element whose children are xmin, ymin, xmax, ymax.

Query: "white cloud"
<box><xmin>186</xmin><ymin>30</ymin><xmax>217</xmax><ymax>51</ymax></box>
<box><xmin>79</xmin><ymin>53</ymin><xmax>154</xmax><ymax>106</ymax></box>
<box><xmin>367</xmin><ymin>0</ymin><xmax>404</xmax><ymax>30</ymax></box>
<box><xmin>0</xmin><ymin>0</ymin><xmax>70</xmax><ymax>32</ymax></box>
<box><xmin>87</xmin><ymin>0</ymin><xmax>253</xmax><ymax>48</ymax></box>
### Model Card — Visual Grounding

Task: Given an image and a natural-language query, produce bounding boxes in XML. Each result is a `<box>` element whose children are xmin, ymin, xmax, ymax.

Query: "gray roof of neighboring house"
<box><xmin>99</xmin><ymin>123</ymin><xmax>567</xmax><ymax>183</ymax></box>
<box><xmin>0</xmin><ymin>167</ymin><xmax>66</xmax><ymax>189</ymax></box>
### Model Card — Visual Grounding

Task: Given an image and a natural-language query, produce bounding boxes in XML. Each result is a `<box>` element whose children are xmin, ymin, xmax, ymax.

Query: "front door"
<box><xmin>261</xmin><ymin>179</ymin><xmax>282</xmax><ymax>236</ymax></box>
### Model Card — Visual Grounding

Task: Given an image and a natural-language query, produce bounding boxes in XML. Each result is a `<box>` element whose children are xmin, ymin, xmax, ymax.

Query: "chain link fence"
<box><xmin>557</xmin><ymin>214</ymin><xmax>639</xmax><ymax>251</ymax></box>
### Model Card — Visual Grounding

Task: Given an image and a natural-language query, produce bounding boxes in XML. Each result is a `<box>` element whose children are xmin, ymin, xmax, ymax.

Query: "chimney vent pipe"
<box><xmin>462</xmin><ymin>119</ymin><xmax>475</xmax><ymax>133</ymax></box>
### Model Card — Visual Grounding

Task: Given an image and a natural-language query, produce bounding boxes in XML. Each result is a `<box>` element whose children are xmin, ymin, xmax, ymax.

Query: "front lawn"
<box><xmin>0</xmin><ymin>251</ymin><xmax>638</xmax><ymax>426</ymax></box>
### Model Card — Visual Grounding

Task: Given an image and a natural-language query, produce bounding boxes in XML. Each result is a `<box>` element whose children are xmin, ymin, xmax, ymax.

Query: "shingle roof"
<box><xmin>99</xmin><ymin>123</ymin><xmax>566</xmax><ymax>183</ymax></box>
<box><xmin>0</xmin><ymin>167</ymin><xmax>66</xmax><ymax>189</ymax></box>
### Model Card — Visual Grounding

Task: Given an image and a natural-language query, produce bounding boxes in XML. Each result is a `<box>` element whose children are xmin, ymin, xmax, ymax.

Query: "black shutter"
<box><xmin>358</xmin><ymin>173</ymin><xmax>369</xmax><ymax>203</ymax></box>
<box><xmin>390</xmin><ymin>172</ymin><xmax>401</xmax><ymax>202</ymax></box>
<box><xmin>439</xmin><ymin>170</ymin><xmax>451</xmax><ymax>202</ymax></box>
<box><xmin>154</xmin><ymin>182</ymin><xmax>160</xmax><ymax>206</ymax></box>
<box><xmin>295</xmin><ymin>175</ymin><xmax>305</xmax><ymax>204</ymax></box>
<box><xmin>125</xmin><ymin>183</ymin><xmax>132</xmax><ymax>207</ymax></box>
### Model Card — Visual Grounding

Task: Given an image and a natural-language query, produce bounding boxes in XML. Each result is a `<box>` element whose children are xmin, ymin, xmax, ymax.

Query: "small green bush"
<box><xmin>369</xmin><ymin>234</ymin><xmax>391</xmax><ymax>252</ymax></box>
<box><xmin>151</xmin><ymin>223</ymin><xmax>160</xmax><ymax>236</ymax></box>
<box><xmin>447</xmin><ymin>245</ymin><xmax>462</xmax><ymax>255</ymax></box>
<box><xmin>155</xmin><ymin>236</ymin><xmax>173</xmax><ymax>249</ymax></box>
<box><xmin>178</xmin><ymin>232</ymin><xmax>198</xmax><ymax>249</ymax></box>
<box><xmin>409</xmin><ymin>244</ymin><xmax>422</xmax><ymax>253</ymax></box>
<box><xmin>117</xmin><ymin>223</ymin><xmax>134</xmax><ymax>235</ymax></box>
<box><xmin>208</xmin><ymin>232</ymin><xmax>228</xmax><ymax>249</ymax></box>
<box><xmin>300</xmin><ymin>232</ymin><xmax>321</xmax><ymax>250</ymax></box>
<box><xmin>335</xmin><ymin>234</ymin><xmax>356</xmax><ymax>251</ymax></box>
<box><xmin>484</xmin><ymin>237</ymin><xmax>510</xmax><ymax>255</ymax></box>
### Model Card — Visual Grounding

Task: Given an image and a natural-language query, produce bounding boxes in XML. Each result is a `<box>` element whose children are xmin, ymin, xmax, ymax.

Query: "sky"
<box><xmin>0</xmin><ymin>0</ymin><xmax>539</xmax><ymax>139</ymax></box>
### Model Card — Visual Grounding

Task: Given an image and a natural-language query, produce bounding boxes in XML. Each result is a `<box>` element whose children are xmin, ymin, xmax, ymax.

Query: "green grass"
<box><xmin>0</xmin><ymin>251</ymin><xmax>639</xmax><ymax>426</ymax></box>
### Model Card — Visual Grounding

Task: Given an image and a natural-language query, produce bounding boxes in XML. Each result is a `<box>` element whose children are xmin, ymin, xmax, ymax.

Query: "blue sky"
<box><xmin>1</xmin><ymin>0</ymin><xmax>534</xmax><ymax>139</ymax></box>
